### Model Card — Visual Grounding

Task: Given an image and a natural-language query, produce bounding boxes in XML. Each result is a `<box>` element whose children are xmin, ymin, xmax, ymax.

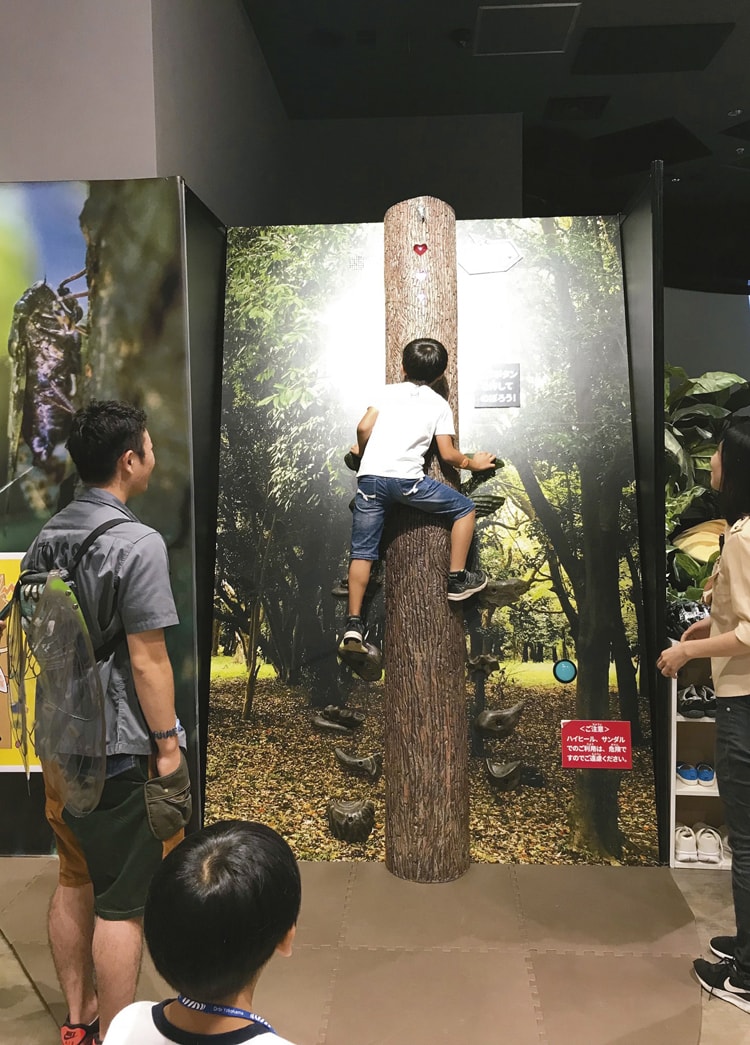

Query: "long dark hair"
<box><xmin>719</xmin><ymin>420</ymin><xmax>750</xmax><ymax>524</ymax></box>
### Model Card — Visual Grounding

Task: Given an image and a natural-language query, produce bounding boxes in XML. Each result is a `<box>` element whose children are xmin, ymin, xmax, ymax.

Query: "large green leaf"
<box><xmin>670</xmin><ymin>404</ymin><xmax>730</xmax><ymax>422</ymax></box>
<box><xmin>668</xmin><ymin>371</ymin><xmax>746</xmax><ymax>411</ymax></box>
<box><xmin>688</xmin><ymin>372</ymin><xmax>746</xmax><ymax>395</ymax></box>
<box><xmin>673</xmin><ymin>551</ymin><xmax>704</xmax><ymax>582</ymax></box>
<box><xmin>665</xmin><ymin>427</ymin><xmax>693</xmax><ymax>484</ymax></box>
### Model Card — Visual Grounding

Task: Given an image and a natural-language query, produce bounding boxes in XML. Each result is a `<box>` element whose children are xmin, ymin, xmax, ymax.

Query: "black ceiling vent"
<box><xmin>721</xmin><ymin>119</ymin><xmax>750</xmax><ymax>142</ymax></box>
<box><xmin>544</xmin><ymin>95</ymin><xmax>609</xmax><ymax>121</ymax></box>
<box><xmin>592</xmin><ymin>118</ymin><xmax>711</xmax><ymax>177</ymax></box>
<box><xmin>572</xmin><ymin>23</ymin><xmax>734</xmax><ymax>75</ymax></box>
<box><xmin>474</xmin><ymin>3</ymin><xmax>581</xmax><ymax>56</ymax></box>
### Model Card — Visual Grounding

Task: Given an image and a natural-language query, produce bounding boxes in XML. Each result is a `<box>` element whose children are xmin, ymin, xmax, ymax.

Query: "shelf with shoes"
<box><xmin>670</xmin><ymin>656</ymin><xmax>731</xmax><ymax>870</ymax></box>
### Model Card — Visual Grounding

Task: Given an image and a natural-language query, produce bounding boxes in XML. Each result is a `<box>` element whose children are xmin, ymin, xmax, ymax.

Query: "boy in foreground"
<box><xmin>340</xmin><ymin>337</ymin><xmax>495</xmax><ymax>653</ymax></box>
<box><xmin>103</xmin><ymin>820</ymin><xmax>301</xmax><ymax>1044</ymax></box>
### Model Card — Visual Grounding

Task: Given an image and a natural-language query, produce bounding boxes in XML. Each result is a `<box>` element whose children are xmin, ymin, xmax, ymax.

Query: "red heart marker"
<box><xmin>413</xmin><ymin>243</ymin><xmax>428</xmax><ymax>255</ymax></box>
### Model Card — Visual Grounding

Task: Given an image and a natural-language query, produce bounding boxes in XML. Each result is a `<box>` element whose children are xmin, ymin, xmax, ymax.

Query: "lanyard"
<box><xmin>177</xmin><ymin>994</ymin><xmax>275</xmax><ymax>1034</ymax></box>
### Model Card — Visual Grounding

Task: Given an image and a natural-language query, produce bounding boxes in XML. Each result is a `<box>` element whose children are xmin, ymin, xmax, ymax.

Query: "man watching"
<box><xmin>21</xmin><ymin>400</ymin><xmax>187</xmax><ymax>1045</ymax></box>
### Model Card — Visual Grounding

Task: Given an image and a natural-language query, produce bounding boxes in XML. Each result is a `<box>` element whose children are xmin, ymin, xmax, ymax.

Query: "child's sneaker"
<box><xmin>447</xmin><ymin>569</ymin><xmax>488</xmax><ymax>601</ymax></box>
<box><xmin>60</xmin><ymin>1016</ymin><xmax>100</xmax><ymax>1045</ymax></box>
<box><xmin>338</xmin><ymin>616</ymin><xmax>368</xmax><ymax>655</ymax></box>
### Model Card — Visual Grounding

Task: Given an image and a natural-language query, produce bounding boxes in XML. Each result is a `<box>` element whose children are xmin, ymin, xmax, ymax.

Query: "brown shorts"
<box><xmin>44</xmin><ymin>766</ymin><xmax>90</xmax><ymax>888</ymax></box>
<box><xmin>44</xmin><ymin>758</ymin><xmax>184</xmax><ymax>917</ymax></box>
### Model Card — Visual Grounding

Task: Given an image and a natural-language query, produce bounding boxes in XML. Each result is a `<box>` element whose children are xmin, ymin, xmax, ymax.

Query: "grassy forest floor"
<box><xmin>205</xmin><ymin>673</ymin><xmax>660</xmax><ymax>865</ymax></box>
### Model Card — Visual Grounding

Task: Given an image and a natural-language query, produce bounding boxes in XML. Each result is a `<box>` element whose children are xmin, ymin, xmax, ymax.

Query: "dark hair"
<box><xmin>719</xmin><ymin>420</ymin><xmax>750</xmax><ymax>525</ymax></box>
<box><xmin>144</xmin><ymin>820</ymin><xmax>301</xmax><ymax>1001</ymax></box>
<box><xmin>402</xmin><ymin>338</ymin><xmax>448</xmax><ymax>384</ymax></box>
<box><xmin>66</xmin><ymin>400</ymin><xmax>147</xmax><ymax>483</ymax></box>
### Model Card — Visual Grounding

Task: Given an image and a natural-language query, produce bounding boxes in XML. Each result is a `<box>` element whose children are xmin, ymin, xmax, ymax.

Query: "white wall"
<box><xmin>0</xmin><ymin>1</ymin><xmax>522</xmax><ymax>226</ymax></box>
<box><xmin>665</xmin><ymin>287</ymin><xmax>750</xmax><ymax>378</ymax></box>
<box><xmin>0</xmin><ymin>0</ymin><xmax>157</xmax><ymax>182</ymax></box>
<box><xmin>151</xmin><ymin>0</ymin><xmax>289</xmax><ymax>226</ymax></box>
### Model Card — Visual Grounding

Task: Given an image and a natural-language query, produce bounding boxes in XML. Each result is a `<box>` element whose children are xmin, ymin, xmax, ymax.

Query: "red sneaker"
<box><xmin>60</xmin><ymin>1017</ymin><xmax>100</xmax><ymax>1045</ymax></box>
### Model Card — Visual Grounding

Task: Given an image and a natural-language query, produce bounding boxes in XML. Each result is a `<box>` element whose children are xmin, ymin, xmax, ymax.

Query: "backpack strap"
<box><xmin>68</xmin><ymin>518</ymin><xmax>129</xmax><ymax>575</ymax></box>
<box><xmin>68</xmin><ymin>517</ymin><xmax>129</xmax><ymax>661</ymax></box>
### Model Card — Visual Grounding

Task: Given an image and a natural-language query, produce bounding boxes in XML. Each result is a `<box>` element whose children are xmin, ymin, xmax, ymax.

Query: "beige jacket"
<box><xmin>710</xmin><ymin>515</ymin><xmax>750</xmax><ymax>696</ymax></box>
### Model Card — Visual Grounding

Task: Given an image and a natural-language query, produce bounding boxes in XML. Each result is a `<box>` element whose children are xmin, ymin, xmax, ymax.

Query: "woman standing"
<box><xmin>658</xmin><ymin>420</ymin><xmax>750</xmax><ymax>1013</ymax></box>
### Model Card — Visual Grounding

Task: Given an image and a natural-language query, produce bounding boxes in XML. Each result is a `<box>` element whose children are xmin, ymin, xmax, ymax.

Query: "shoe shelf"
<box><xmin>669</xmin><ymin>657</ymin><xmax>730</xmax><ymax>870</ymax></box>
<box><xmin>675</xmin><ymin>780</ymin><xmax>719</xmax><ymax>798</ymax></box>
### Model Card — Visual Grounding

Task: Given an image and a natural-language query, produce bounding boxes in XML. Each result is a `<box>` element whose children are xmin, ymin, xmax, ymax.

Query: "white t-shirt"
<box><xmin>103</xmin><ymin>1001</ymin><xmax>297</xmax><ymax>1044</ymax></box>
<box><xmin>358</xmin><ymin>382</ymin><xmax>455</xmax><ymax>480</ymax></box>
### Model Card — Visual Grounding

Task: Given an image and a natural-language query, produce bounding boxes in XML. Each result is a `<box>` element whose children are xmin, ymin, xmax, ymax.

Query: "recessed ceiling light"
<box><xmin>728</xmin><ymin>108</ymin><xmax>744</xmax><ymax>117</ymax></box>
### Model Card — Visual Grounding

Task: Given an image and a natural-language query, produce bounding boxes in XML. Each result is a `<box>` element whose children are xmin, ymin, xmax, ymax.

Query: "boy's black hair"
<box><xmin>66</xmin><ymin>400</ymin><xmax>147</xmax><ymax>484</ymax></box>
<box><xmin>402</xmin><ymin>338</ymin><xmax>448</xmax><ymax>384</ymax></box>
<box><xmin>144</xmin><ymin>820</ymin><xmax>301</xmax><ymax>1002</ymax></box>
<box><xmin>719</xmin><ymin>420</ymin><xmax>750</xmax><ymax>525</ymax></box>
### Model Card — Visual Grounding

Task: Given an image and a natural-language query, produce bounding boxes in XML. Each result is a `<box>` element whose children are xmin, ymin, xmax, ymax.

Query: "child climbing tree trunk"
<box><xmin>382</xmin><ymin>197</ymin><xmax>470</xmax><ymax>882</ymax></box>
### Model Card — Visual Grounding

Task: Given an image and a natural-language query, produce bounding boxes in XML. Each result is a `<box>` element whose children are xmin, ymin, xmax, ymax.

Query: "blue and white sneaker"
<box><xmin>696</xmin><ymin>762</ymin><xmax>716</xmax><ymax>787</ymax></box>
<box><xmin>676</xmin><ymin>762</ymin><xmax>698</xmax><ymax>786</ymax></box>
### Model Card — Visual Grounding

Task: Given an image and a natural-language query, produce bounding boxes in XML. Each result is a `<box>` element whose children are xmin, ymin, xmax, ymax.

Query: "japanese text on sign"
<box><xmin>560</xmin><ymin>720</ymin><xmax>632</xmax><ymax>769</ymax></box>
<box><xmin>475</xmin><ymin>364</ymin><xmax>520</xmax><ymax>409</ymax></box>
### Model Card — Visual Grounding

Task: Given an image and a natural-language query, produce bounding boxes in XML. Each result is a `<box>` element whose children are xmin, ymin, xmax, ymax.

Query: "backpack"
<box><xmin>2</xmin><ymin>518</ymin><xmax>127</xmax><ymax>816</ymax></box>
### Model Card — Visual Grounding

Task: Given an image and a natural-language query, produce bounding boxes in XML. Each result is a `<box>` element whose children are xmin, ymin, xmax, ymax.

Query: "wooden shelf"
<box><xmin>670</xmin><ymin>661</ymin><xmax>730</xmax><ymax>870</ymax></box>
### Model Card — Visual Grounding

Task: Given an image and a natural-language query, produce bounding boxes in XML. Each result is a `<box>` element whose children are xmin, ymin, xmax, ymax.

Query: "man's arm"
<box><xmin>435</xmin><ymin>434</ymin><xmax>495</xmax><ymax>471</ymax></box>
<box><xmin>126</xmin><ymin>628</ymin><xmax>181</xmax><ymax>776</ymax></box>
<box><xmin>355</xmin><ymin>407</ymin><xmax>379</xmax><ymax>456</ymax></box>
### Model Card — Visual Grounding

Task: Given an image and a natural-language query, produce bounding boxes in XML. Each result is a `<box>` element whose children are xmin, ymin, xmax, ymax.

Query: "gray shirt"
<box><xmin>22</xmin><ymin>487</ymin><xmax>179</xmax><ymax>755</ymax></box>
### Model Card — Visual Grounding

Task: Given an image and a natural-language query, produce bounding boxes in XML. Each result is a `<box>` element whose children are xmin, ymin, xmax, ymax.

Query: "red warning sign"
<box><xmin>561</xmin><ymin>720</ymin><xmax>632</xmax><ymax>769</ymax></box>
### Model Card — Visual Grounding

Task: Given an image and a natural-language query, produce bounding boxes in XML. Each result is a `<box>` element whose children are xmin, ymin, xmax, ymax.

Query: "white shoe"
<box><xmin>674</xmin><ymin>823</ymin><xmax>698</xmax><ymax>862</ymax></box>
<box><xmin>694</xmin><ymin>822</ymin><xmax>723</xmax><ymax>864</ymax></box>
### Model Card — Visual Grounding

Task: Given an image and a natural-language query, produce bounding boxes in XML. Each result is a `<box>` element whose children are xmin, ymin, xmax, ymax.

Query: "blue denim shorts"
<box><xmin>350</xmin><ymin>474</ymin><xmax>475</xmax><ymax>560</ymax></box>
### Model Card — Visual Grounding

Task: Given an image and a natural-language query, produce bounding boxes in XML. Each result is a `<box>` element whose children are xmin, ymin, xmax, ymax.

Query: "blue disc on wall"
<box><xmin>553</xmin><ymin>659</ymin><xmax>577</xmax><ymax>683</ymax></box>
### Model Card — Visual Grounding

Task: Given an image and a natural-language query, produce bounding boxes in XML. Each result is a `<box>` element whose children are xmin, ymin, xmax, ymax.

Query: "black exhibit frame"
<box><xmin>0</xmin><ymin>177</ymin><xmax>226</xmax><ymax>853</ymax></box>
<box><xmin>182</xmin><ymin>184</ymin><xmax>227</xmax><ymax>824</ymax></box>
<box><xmin>621</xmin><ymin>160</ymin><xmax>668</xmax><ymax>861</ymax></box>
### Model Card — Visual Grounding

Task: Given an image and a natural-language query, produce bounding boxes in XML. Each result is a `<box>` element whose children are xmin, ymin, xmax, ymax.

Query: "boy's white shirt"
<box><xmin>103</xmin><ymin>1000</ymin><xmax>297</xmax><ymax>1044</ymax></box>
<box><xmin>358</xmin><ymin>383</ymin><xmax>455</xmax><ymax>480</ymax></box>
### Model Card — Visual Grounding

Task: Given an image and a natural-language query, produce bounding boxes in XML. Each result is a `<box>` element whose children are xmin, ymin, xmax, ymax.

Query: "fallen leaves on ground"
<box><xmin>205</xmin><ymin>677</ymin><xmax>659</xmax><ymax>866</ymax></box>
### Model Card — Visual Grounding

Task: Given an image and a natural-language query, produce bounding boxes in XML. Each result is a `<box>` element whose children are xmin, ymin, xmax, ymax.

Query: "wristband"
<box><xmin>151</xmin><ymin>719</ymin><xmax>180</xmax><ymax>740</ymax></box>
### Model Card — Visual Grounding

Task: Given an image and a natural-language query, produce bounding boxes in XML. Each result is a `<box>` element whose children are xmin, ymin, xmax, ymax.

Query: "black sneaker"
<box><xmin>338</xmin><ymin>616</ymin><xmax>367</xmax><ymax>655</ymax></box>
<box><xmin>700</xmin><ymin>684</ymin><xmax>717</xmax><ymax>718</ymax></box>
<box><xmin>447</xmin><ymin>569</ymin><xmax>488</xmax><ymax>601</ymax></box>
<box><xmin>694</xmin><ymin>957</ymin><xmax>750</xmax><ymax>1012</ymax></box>
<box><xmin>710</xmin><ymin>935</ymin><xmax>737</xmax><ymax>960</ymax></box>
<box><xmin>677</xmin><ymin>685</ymin><xmax>705</xmax><ymax>718</ymax></box>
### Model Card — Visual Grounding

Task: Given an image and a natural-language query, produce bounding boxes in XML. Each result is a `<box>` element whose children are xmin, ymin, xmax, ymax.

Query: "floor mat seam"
<box><xmin>315</xmin><ymin>862</ymin><xmax>357</xmax><ymax>1044</ymax></box>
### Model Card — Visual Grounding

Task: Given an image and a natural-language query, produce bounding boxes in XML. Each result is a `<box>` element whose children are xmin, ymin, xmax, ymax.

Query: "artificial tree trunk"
<box><xmin>382</xmin><ymin>197</ymin><xmax>470</xmax><ymax>882</ymax></box>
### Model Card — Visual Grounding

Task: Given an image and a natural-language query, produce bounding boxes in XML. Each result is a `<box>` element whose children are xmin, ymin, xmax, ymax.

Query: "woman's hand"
<box><xmin>680</xmin><ymin>617</ymin><xmax>711</xmax><ymax>642</ymax></box>
<box><xmin>657</xmin><ymin>643</ymin><xmax>691</xmax><ymax>678</ymax></box>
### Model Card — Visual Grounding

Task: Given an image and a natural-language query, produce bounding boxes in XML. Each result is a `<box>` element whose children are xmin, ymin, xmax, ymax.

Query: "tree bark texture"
<box><xmin>382</xmin><ymin>197</ymin><xmax>469</xmax><ymax>882</ymax></box>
